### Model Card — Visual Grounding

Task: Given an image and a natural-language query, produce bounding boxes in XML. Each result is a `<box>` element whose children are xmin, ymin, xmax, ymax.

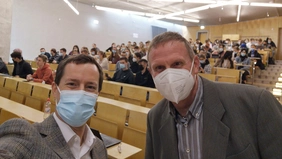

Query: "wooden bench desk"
<box><xmin>108</xmin><ymin>142</ymin><xmax>141</xmax><ymax>159</ymax></box>
<box><xmin>0</xmin><ymin>96</ymin><xmax>44</xmax><ymax>123</ymax></box>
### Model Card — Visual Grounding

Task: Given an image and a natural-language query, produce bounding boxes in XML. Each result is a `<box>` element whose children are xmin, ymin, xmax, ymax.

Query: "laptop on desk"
<box><xmin>91</xmin><ymin>128</ymin><xmax>121</xmax><ymax>148</ymax></box>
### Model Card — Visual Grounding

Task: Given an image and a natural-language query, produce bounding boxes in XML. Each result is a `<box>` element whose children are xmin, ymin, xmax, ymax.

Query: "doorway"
<box><xmin>197</xmin><ymin>31</ymin><xmax>208</xmax><ymax>43</ymax></box>
<box><xmin>278</xmin><ymin>28</ymin><xmax>282</xmax><ymax>60</ymax></box>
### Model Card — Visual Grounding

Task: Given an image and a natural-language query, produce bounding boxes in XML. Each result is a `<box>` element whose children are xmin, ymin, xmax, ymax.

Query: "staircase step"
<box><xmin>252</xmin><ymin>75</ymin><xmax>280</xmax><ymax>80</ymax></box>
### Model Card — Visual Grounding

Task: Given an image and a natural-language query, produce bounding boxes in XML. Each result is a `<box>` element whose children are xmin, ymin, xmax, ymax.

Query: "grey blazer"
<box><xmin>0</xmin><ymin>114</ymin><xmax>107</xmax><ymax>159</ymax></box>
<box><xmin>145</xmin><ymin>77</ymin><xmax>282</xmax><ymax>159</ymax></box>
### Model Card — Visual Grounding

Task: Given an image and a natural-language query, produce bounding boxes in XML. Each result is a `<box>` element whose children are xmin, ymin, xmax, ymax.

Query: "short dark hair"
<box><xmin>134</xmin><ymin>46</ymin><xmax>139</xmax><ymax>49</ymax></box>
<box><xmin>98</xmin><ymin>51</ymin><xmax>106</xmax><ymax>58</ymax></box>
<box><xmin>40</xmin><ymin>48</ymin><xmax>45</xmax><ymax>50</ymax></box>
<box><xmin>38</xmin><ymin>54</ymin><xmax>48</xmax><ymax>62</ymax></box>
<box><xmin>119</xmin><ymin>57</ymin><xmax>128</xmax><ymax>63</ymax></box>
<box><xmin>11</xmin><ymin>52</ymin><xmax>22</xmax><ymax>59</ymax></box>
<box><xmin>60</xmin><ymin>48</ymin><xmax>67</xmax><ymax>53</ymax></box>
<box><xmin>134</xmin><ymin>52</ymin><xmax>142</xmax><ymax>59</ymax></box>
<box><xmin>51</xmin><ymin>48</ymin><xmax>57</xmax><ymax>54</ymax></box>
<box><xmin>55</xmin><ymin>54</ymin><xmax>103</xmax><ymax>92</ymax></box>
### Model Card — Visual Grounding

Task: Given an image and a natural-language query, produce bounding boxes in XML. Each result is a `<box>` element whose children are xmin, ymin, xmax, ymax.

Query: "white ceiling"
<box><xmin>70</xmin><ymin>0</ymin><xmax>282</xmax><ymax>26</ymax></box>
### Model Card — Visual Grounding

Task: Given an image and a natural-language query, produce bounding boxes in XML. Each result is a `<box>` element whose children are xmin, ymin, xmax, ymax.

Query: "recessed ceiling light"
<box><xmin>200</xmin><ymin>26</ymin><xmax>205</xmax><ymax>29</ymax></box>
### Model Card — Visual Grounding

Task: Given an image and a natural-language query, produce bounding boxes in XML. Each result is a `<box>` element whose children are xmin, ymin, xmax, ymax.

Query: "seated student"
<box><xmin>130</xmin><ymin>52</ymin><xmax>142</xmax><ymax>73</ymax></box>
<box><xmin>231</xmin><ymin>46</ymin><xmax>239</xmax><ymax>61</ymax></box>
<box><xmin>235</xmin><ymin>49</ymin><xmax>251</xmax><ymax>84</ymax></box>
<box><xmin>96</xmin><ymin>51</ymin><xmax>109</xmax><ymax>70</ymax></box>
<box><xmin>49</xmin><ymin>48</ymin><xmax>58</xmax><ymax>63</ymax></box>
<box><xmin>106</xmin><ymin>57</ymin><xmax>134</xmax><ymax>84</ymax></box>
<box><xmin>0</xmin><ymin>57</ymin><xmax>9</xmax><ymax>74</ymax></box>
<box><xmin>53</xmin><ymin>48</ymin><xmax>68</xmax><ymax>64</ymax></box>
<box><xmin>26</xmin><ymin>55</ymin><xmax>53</xmax><ymax>84</ymax></box>
<box><xmin>11</xmin><ymin>51</ymin><xmax>33</xmax><ymax>78</ymax></box>
<box><xmin>39</xmin><ymin>48</ymin><xmax>51</xmax><ymax>59</ymax></box>
<box><xmin>115</xmin><ymin>51</ymin><xmax>130</xmax><ymax>71</ymax></box>
<box><xmin>198</xmin><ymin>54</ymin><xmax>211</xmax><ymax>74</ymax></box>
<box><xmin>215</xmin><ymin>51</ymin><xmax>234</xmax><ymax>69</ymax></box>
<box><xmin>135</xmin><ymin>59</ymin><xmax>155</xmax><ymax>88</ymax></box>
<box><xmin>107</xmin><ymin>46</ymin><xmax>120</xmax><ymax>64</ymax></box>
<box><xmin>0</xmin><ymin>54</ymin><xmax>107</xmax><ymax>158</ymax></box>
<box><xmin>69</xmin><ymin>45</ymin><xmax>80</xmax><ymax>55</ymax></box>
<box><xmin>248</xmin><ymin>44</ymin><xmax>265</xmax><ymax>70</ymax></box>
<box><xmin>81</xmin><ymin>47</ymin><xmax>90</xmax><ymax>56</ymax></box>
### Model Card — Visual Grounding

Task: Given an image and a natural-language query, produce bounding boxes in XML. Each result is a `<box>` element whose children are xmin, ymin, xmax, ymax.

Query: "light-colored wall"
<box><xmin>185</xmin><ymin>16</ymin><xmax>282</xmax><ymax>45</ymax></box>
<box><xmin>0</xmin><ymin>0</ymin><xmax>13</xmax><ymax>62</ymax></box>
<box><xmin>10</xmin><ymin>0</ymin><xmax>186</xmax><ymax>61</ymax></box>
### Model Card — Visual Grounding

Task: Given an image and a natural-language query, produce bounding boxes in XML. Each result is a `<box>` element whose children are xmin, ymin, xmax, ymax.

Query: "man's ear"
<box><xmin>193</xmin><ymin>56</ymin><xmax>200</xmax><ymax>74</ymax></box>
<box><xmin>51</xmin><ymin>82</ymin><xmax>58</xmax><ymax>100</ymax></box>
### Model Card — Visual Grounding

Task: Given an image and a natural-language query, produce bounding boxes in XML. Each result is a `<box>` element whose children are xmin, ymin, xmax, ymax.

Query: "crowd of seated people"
<box><xmin>4</xmin><ymin>36</ymin><xmax>276</xmax><ymax>87</ymax></box>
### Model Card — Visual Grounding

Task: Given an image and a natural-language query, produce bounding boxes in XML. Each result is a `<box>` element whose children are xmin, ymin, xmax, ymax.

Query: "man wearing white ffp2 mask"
<box><xmin>145</xmin><ymin>32</ymin><xmax>282</xmax><ymax>159</ymax></box>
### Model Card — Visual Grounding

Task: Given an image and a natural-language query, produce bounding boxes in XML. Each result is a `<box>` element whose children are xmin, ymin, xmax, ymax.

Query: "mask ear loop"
<box><xmin>190</xmin><ymin>58</ymin><xmax>195</xmax><ymax>73</ymax></box>
<box><xmin>55</xmin><ymin>85</ymin><xmax>61</xmax><ymax>106</ymax></box>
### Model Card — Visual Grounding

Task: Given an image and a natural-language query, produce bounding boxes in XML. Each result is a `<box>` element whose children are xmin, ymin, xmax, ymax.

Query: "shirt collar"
<box><xmin>169</xmin><ymin>75</ymin><xmax>203</xmax><ymax>120</ymax></box>
<box><xmin>53</xmin><ymin>113</ymin><xmax>96</xmax><ymax>144</ymax></box>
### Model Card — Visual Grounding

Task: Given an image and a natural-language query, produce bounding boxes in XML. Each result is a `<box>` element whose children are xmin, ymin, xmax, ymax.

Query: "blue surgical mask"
<box><xmin>41</xmin><ymin>52</ymin><xmax>45</xmax><ymax>55</ymax></box>
<box><xmin>56</xmin><ymin>87</ymin><xmax>98</xmax><ymax>127</ymax></box>
<box><xmin>219</xmin><ymin>48</ymin><xmax>223</xmax><ymax>52</ymax></box>
<box><xmin>241</xmin><ymin>53</ymin><xmax>246</xmax><ymax>57</ymax></box>
<box><xmin>120</xmin><ymin>63</ymin><xmax>126</xmax><ymax>69</ymax></box>
<box><xmin>112</xmin><ymin>50</ymin><xmax>116</xmax><ymax>53</ymax></box>
<box><xmin>59</xmin><ymin>52</ymin><xmax>63</xmax><ymax>56</ymax></box>
<box><xmin>199</xmin><ymin>60</ymin><xmax>205</xmax><ymax>64</ymax></box>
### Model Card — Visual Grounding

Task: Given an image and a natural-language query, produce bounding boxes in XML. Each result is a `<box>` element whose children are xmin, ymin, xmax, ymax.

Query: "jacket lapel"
<box><xmin>158</xmin><ymin>100</ymin><xmax>179</xmax><ymax>158</ymax></box>
<box><xmin>201</xmin><ymin>78</ymin><xmax>230</xmax><ymax>159</ymax></box>
<box><xmin>34</xmin><ymin>114</ymin><xmax>75</xmax><ymax>159</ymax></box>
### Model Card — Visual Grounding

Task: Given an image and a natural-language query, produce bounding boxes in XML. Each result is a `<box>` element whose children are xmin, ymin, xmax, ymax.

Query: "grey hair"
<box><xmin>147</xmin><ymin>32</ymin><xmax>195</xmax><ymax>64</ymax></box>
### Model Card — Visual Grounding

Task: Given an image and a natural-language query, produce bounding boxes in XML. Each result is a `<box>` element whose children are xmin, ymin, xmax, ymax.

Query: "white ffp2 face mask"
<box><xmin>153</xmin><ymin>59</ymin><xmax>195</xmax><ymax>104</ymax></box>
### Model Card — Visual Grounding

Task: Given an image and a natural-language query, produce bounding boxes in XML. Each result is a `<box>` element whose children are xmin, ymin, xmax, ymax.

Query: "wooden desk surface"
<box><xmin>103</xmin><ymin>80</ymin><xmax>158</xmax><ymax>92</ymax></box>
<box><xmin>107</xmin><ymin>142</ymin><xmax>141</xmax><ymax>159</ymax></box>
<box><xmin>0</xmin><ymin>96</ymin><xmax>44</xmax><ymax>123</ymax></box>
<box><xmin>98</xmin><ymin>96</ymin><xmax>150</xmax><ymax>114</ymax></box>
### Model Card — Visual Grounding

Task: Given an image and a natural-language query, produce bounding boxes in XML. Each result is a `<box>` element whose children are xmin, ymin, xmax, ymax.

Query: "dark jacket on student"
<box><xmin>108</xmin><ymin>69</ymin><xmax>134</xmax><ymax>84</ymax></box>
<box><xmin>135</xmin><ymin>69</ymin><xmax>155</xmax><ymax>88</ymax></box>
<box><xmin>248</xmin><ymin>50</ymin><xmax>265</xmax><ymax>70</ymax></box>
<box><xmin>55</xmin><ymin>55</ymin><xmax>68</xmax><ymax>64</ymax></box>
<box><xmin>130</xmin><ymin>62</ymin><xmax>140</xmax><ymax>73</ymax></box>
<box><xmin>0</xmin><ymin>59</ymin><xmax>9</xmax><ymax>75</ymax></box>
<box><xmin>12</xmin><ymin>60</ymin><xmax>33</xmax><ymax>78</ymax></box>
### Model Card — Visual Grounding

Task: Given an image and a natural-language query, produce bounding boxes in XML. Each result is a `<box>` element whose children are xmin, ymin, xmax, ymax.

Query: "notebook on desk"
<box><xmin>91</xmin><ymin>128</ymin><xmax>121</xmax><ymax>148</ymax></box>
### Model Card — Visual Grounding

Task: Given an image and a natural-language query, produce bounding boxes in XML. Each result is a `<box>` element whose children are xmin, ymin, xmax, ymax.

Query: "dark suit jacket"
<box><xmin>145</xmin><ymin>77</ymin><xmax>282</xmax><ymax>159</ymax></box>
<box><xmin>0</xmin><ymin>115</ymin><xmax>107</xmax><ymax>159</ymax></box>
<box><xmin>12</xmin><ymin>60</ymin><xmax>33</xmax><ymax>78</ymax></box>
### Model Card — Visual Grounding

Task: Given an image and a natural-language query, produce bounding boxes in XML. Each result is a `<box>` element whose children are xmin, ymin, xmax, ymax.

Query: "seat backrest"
<box><xmin>108</xmin><ymin>64</ymin><xmax>116</xmax><ymax>71</ymax></box>
<box><xmin>146</xmin><ymin>90</ymin><xmax>163</xmax><ymax>108</ymax></box>
<box><xmin>127</xmin><ymin>110</ymin><xmax>147</xmax><ymax>132</ymax></box>
<box><xmin>0</xmin><ymin>76</ymin><xmax>6</xmax><ymax>87</ymax></box>
<box><xmin>199</xmin><ymin>73</ymin><xmax>216</xmax><ymax>81</ymax></box>
<box><xmin>6</xmin><ymin>65</ymin><xmax>14</xmax><ymax>76</ymax></box>
<box><xmin>0</xmin><ymin>109</ymin><xmax>21</xmax><ymax>125</ymax></box>
<box><xmin>216</xmin><ymin>68</ymin><xmax>240</xmax><ymax>83</ymax></box>
<box><xmin>122</xmin><ymin>127</ymin><xmax>146</xmax><ymax>159</ymax></box>
<box><xmin>89</xmin><ymin>116</ymin><xmax>118</xmax><ymax>138</ymax></box>
<box><xmin>119</xmin><ymin>85</ymin><xmax>147</xmax><ymax>106</ymax></box>
<box><xmin>31</xmin><ymin>85</ymin><xmax>50</xmax><ymax>100</ymax></box>
<box><xmin>4</xmin><ymin>78</ymin><xmax>18</xmax><ymax>91</ymax></box>
<box><xmin>17</xmin><ymin>82</ymin><xmax>33</xmax><ymax>96</ymax></box>
<box><xmin>217</xmin><ymin>76</ymin><xmax>238</xmax><ymax>83</ymax></box>
<box><xmin>10</xmin><ymin>92</ymin><xmax>25</xmax><ymax>104</ymax></box>
<box><xmin>49</xmin><ymin>64</ymin><xmax>58</xmax><ymax>71</ymax></box>
<box><xmin>100</xmin><ymin>81</ymin><xmax>121</xmax><ymax>100</ymax></box>
<box><xmin>24</xmin><ymin>96</ymin><xmax>42</xmax><ymax>111</ymax></box>
<box><xmin>96</xmin><ymin>102</ymin><xmax>128</xmax><ymax>139</ymax></box>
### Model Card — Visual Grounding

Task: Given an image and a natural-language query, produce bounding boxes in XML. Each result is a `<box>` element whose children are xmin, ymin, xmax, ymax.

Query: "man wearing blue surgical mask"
<box><xmin>145</xmin><ymin>32</ymin><xmax>282</xmax><ymax>159</ymax></box>
<box><xmin>0</xmin><ymin>54</ymin><xmax>107</xmax><ymax>159</ymax></box>
<box><xmin>39</xmin><ymin>48</ymin><xmax>51</xmax><ymax>59</ymax></box>
<box><xmin>106</xmin><ymin>57</ymin><xmax>134</xmax><ymax>84</ymax></box>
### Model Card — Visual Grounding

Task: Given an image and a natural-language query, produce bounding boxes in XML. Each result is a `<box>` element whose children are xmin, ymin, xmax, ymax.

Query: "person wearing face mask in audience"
<box><xmin>96</xmin><ymin>51</ymin><xmax>108</xmax><ymax>70</ymax></box>
<box><xmin>39</xmin><ymin>48</ymin><xmax>51</xmax><ymax>59</ymax></box>
<box><xmin>130</xmin><ymin>52</ymin><xmax>142</xmax><ymax>73</ymax></box>
<box><xmin>108</xmin><ymin>46</ymin><xmax>120</xmax><ymax>64</ymax></box>
<box><xmin>135</xmin><ymin>59</ymin><xmax>155</xmax><ymax>88</ymax></box>
<box><xmin>248</xmin><ymin>44</ymin><xmax>265</xmax><ymax>70</ymax></box>
<box><xmin>106</xmin><ymin>57</ymin><xmax>134</xmax><ymax>84</ymax></box>
<box><xmin>145</xmin><ymin>32</ymin><xmax>282</xmax><ymax>159</ymax></box>
<box><xmin>53</xmin><ymin>48</ymin><xmax>68</xmax><ymax>64</ymax></box>
<box><xmin>198</xmin><ymin>54</ymin><xmax>211</xmax><ymax>74</ymax></box>
<box><xmin>0</xmin><ymin>54</ymin><xmax>107</xmax><ymax>159</ymax></box>
<box><xmin>115</xmin><ymin>51</ymin><xmax>130</xmax><ymax>71</ymax></box>
<box><xmin>231</xmin><ymin>46</ymin><xmax>239</xmax><ymax>61</ymax></box>
<box><xmin>235</xmin><ymin>49</ymin><xmax>251</xmax><ymax>84</ymax></box>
